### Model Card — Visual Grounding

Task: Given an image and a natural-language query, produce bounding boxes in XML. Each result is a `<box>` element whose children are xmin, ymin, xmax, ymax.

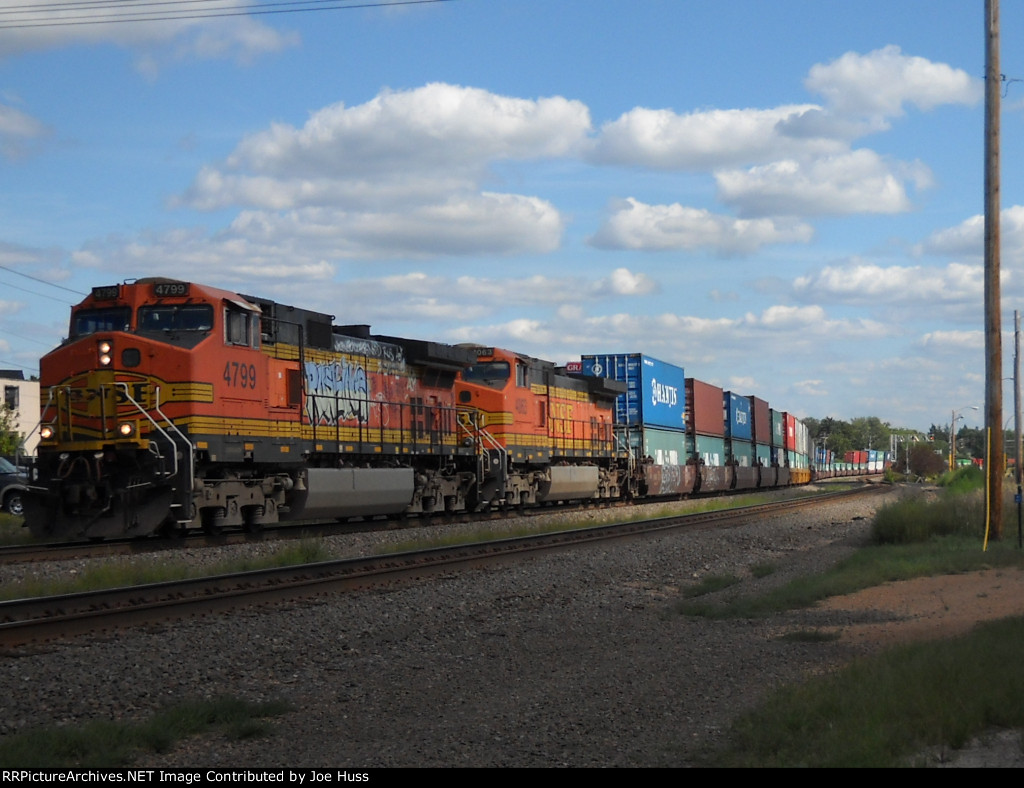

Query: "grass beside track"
<box><xmin>0</xmin><ymin>697</ymin><xmax>291</xmax><ymax>768</ymax></box>
<box><xmin>0</xmin><ymin>539</ymin><xmax>337</xmax><ymax>602</ymax></box>
<box><xmin>717</xmin><ymin>616</ymin><xmax>1024</xmax><ymax>767</ymax></box>
<box><xmin>690</xmin><ymin>468</ymin><xmax>1024</xmax><ymax>767</ymax></box>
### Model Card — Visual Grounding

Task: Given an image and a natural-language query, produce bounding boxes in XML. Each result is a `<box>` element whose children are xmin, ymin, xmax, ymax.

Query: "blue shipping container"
<box><xmin>581</xmin><ymin>353</ymin><xmax>687</xmax><ymax>431</ymax></box>
<box><xmin>724</xmin><ymin>392</ymin><xmax>753</xmax><ymax>442</ymax></box>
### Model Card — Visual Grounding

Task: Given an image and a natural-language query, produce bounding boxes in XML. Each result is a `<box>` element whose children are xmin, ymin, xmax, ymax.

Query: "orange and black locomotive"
<box><xmin>24</xmin><ymin>278</ymin><xmax>625</xmax><ymax>539</ymax></box>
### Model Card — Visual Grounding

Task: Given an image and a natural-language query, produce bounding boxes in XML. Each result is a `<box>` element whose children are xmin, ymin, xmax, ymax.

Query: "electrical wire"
<box><xmin>0</xmin><ymin>264</ymin><xmax>85</xmax><ymax>301</ymax></box>
<box><xmin>0</xmin><ymin>326</ymin><xmax>60</xmax><ymax>347</ymax></box>
<box><xmin>0</xmin><ymin>0</ymin><xmax>457</xmax><ymax>29</ymax></box>
<box><xmin>0</xmin><ymin>359</ymin><xmax>39</xmax><ymax>375</ymax></box>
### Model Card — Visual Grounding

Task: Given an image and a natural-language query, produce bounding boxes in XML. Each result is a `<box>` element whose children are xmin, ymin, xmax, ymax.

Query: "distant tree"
<box><xmin>0</xmin><ymin>404</ymin><xmax>22</xmax><ymax>456</ymax></box>
<box><xmin>824</xmin><ymin>420</ymin><xmax>859</xmax><ymax>457</ymax></box>
<box><xmin>955</xmin><ymin>426</ymin><xmax>984</xmax><ymax>460</ymax></box>
<box><xmin>849</xmin><ymin>416</ymin><xmax>891</xmax><ymax>451</ymax></box>
<box><xmin>907</xmin><ymin>442</ymin><xmax>947</xmax><ymax>477</ymax></box>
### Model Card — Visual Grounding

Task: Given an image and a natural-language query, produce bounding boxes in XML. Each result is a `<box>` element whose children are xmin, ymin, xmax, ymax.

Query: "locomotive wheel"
<box><xmin>201</xmin><ymin>506</ymin><xmax>226</xmax><ymax>535</ymax></box>
<box><xmin>158</xmin><ymin>515</ymin><xmax>187</xmax><ymax>539</ymax></box>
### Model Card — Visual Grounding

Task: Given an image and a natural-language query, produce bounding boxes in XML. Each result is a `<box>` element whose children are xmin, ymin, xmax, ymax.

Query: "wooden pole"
<box><xmin>1016</xmin><ymin>311</ymin><xmax>1021</xmax><ymax>547</ymax></box>
<box><xmin>985</xmin><ymin>0</ymin><xmax>1003</xmax><ymax>538</ymax></box>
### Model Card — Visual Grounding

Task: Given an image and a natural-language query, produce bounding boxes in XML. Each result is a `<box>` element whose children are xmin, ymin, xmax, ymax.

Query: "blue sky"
<box><xmin>0</xmin><ymin>0</ymin><xmax>1021</xmax><ymax>433</ymax></box>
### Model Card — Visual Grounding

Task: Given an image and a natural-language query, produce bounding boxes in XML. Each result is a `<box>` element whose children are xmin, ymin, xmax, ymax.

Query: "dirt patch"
<box><xmin>818</xmin><ymin>567</ymin><xmax>1024</xmax><ymax>767</ymax></box>
<box><xmin>818</xmin><ymin>567</ymin><xmax>1024</xmax><ymax>648</ymax></box>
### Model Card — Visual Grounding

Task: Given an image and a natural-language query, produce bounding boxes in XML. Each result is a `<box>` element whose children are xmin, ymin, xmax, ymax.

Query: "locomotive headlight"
<box><xmin>98</xmin><ymin>340</ymin><xmax>113</xmax><ymax>366</ymax></box>
<box><xmin>40</xmin><ymin>425</ymin><xmax>54</xmax><ymax>440</ymax></box>
<box><xmin>118</xmin><ymin>421</ymin><xmax>134</xmax><ymax>437</ymax></box>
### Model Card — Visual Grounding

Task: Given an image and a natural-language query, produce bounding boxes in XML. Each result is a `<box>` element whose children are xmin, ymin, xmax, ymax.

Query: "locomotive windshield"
<box><xmin>461</xmin><ymin>361</ymin><xmax>510</xmax><ymax>388</ymax></box>
<box><xmin>71</xmin><ymin>307</ymin><xmax>131</xmax><ymax>337</ymax></box>
<box><xmin>138</xmin><ymin>304</ymin><xmax>214</xmax><ymax>332</ymax></box>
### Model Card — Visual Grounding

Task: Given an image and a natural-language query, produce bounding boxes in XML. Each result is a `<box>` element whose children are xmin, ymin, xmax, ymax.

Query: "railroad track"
<box><xmin>0</xmin><ymin>497</ymin><xmax>638</xmax><ymax>564</ymax></box>
<box><xmin>0</xmin><ymin>520</ymin><xmax>371</xmax><ymax>564</ymax></box>
<box><xmin>0</xmin><ymin>485</ymin><xmax>886</xmax><ymax>648</ymax></box>
<box><xmin>0</xmin><ymin>477</ymin><xmax>879</xmax><ymax>565</ymax></box>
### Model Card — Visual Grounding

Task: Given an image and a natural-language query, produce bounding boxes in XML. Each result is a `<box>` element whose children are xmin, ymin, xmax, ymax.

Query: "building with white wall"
<box><xmin>0</xmin><ymin>371</ymin><xmax>41</xmax><ymax>456</ymax></box>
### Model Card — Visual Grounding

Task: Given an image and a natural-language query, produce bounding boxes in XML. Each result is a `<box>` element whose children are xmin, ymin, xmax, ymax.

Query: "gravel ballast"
<box><xmin>3</xmin><ymin>485</ymin><xmax>902</xmax><ymax>767</ymax></box>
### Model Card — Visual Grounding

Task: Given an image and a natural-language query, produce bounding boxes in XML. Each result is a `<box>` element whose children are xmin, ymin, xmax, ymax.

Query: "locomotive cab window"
<box><xmin>139</xmin><ymin>304</ymin><xmax>213</xmax><ymax>332</ymax></box>
<box><xmin>71</xmin><ymin>307</ymin><xmax>131</xmax><ymax>338</ymax></box>
<box><xmin>461</xmin><ymin>361</ymin><xmax>509</xmax><ymax>389</ymax></box>
<box><xmin>225</xmin><ymin>304</ymin><xmax>259</xmax><ymax>348</ymax></box>
<box><xmin>139</xmin><ymin>302</ymin><xmax>212</xmax><ymax>329</ymax></box>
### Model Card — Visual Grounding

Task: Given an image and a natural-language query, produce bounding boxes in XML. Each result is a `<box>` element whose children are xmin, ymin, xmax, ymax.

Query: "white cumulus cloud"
<box><xmin>590</xmin><ymin>104</ymin><xmax>844</xmax><ymax>169</ymax></box>
<box><xmin>716</xmin><ymin>150</ymin><xmax>927</xmax><ymax>217</ymax></box>
<box><xmin>793</xmin><ymin>262</ymin><xmax>982</xmax><ymax>304</ymax></box>
<box><xmin>182</xmin><ymin>82</ymin><xmax>592</xmax><ymax>210</ymax></box>
<box><xmin>805</xmin><ymin>45</ymin><xmax>982</xmax><ymax>118</ymax></box>
<box><xmin>588</xmin><ymin>197</ymin><xmax>813</xmax><ymax>254</ymax></box>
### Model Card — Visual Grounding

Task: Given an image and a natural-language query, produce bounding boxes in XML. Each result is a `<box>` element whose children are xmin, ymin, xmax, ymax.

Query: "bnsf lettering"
<box><xmin>549</xmin><ymin>402</ymin><xmax>574</xmax><ymax>420</ymax></box>
<box><xmin>650</xmin><ymin>378</ymin><xmax>678</xmax><ymax>408</ymax></box>
<box><xmin>67</xmin><ymin>383</ymin><xmax>150</xmax><ymax>404</ymax></box>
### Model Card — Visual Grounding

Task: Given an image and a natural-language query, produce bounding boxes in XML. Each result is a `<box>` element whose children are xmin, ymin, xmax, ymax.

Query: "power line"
<box><xmin>0</xmin><ymin>0</ymin><xmax>456</xmax><ymax>29</ymax></box>
<box><xmin>0</xmin><ymin>359</ymin><xmax>40</xmax><ymax>375</ymax></box>
<box><xmin>0</xmin><ymin>324</ymin><xmax>60</xmax><ymax>348</ymax></box>
<box><xmin>0</xmin><ymin>264</ymin><xmax>85</xmax><ymax>300</ymax></box>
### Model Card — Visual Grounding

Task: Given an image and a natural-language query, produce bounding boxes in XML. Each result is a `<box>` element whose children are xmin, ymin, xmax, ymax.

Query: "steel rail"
<box><xmin>0</xmin><ymin>478</ymin><xmax>880</xmax><ymax>565</ymax></box>
<box><xmin>0</xmin><ymin>485</ymin><xmax>886</xmax><ymax>647</ymax></box>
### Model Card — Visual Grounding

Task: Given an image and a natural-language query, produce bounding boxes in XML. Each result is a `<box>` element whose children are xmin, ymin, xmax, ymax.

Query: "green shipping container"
<box><xmin>688</xmin><ymin>434</ymin><xmax>726</xmax><ymax>467</ymax></box>
<box><xmin>642</xmin><ymin>426</ymin><xmax>688</xmax><ymax>466</ymax></box>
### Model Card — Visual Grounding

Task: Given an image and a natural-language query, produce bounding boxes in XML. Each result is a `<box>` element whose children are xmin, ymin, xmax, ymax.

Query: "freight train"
<box><xmin>20</xmin><ymin>278</ymin><xmax>866</xmax><ymax>540</ymax></box>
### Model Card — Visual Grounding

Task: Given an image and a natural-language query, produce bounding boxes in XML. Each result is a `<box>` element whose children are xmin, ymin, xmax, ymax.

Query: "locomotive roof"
<box><xmin>104</xmin><ymin>281</ymin><xmax>475</xmax><ymax>371</ymax></box>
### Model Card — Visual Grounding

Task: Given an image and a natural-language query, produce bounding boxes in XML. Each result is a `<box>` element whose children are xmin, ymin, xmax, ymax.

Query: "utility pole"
<box><xmin>1016</xmin><ymin>311</ymin><xmax>1022</xmax><ymax>546</ymax></box>
<box><xmin>985</xmin><ymin>0</ymin><xmax>1003</xmax><ymax>538</ymax></box>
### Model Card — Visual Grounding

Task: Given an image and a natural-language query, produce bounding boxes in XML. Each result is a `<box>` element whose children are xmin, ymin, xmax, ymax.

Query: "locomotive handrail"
<box><xmin>21</xmin><ymin>387</ymin><xmax>57</xmax><ymax>460</ymax></box>
<box><xmin>113</xmin><ymin>382</ymin><xmax>194</xmax><ymax>487</ymax></box>
<box><xmin>456</xmin><ymin>407</ymin><xmax>507</xmax><ymax>500</ymax></box>
<box><xmin>615</xmin><ymin>424</ymin><xmax>637</xmax><ymax>478</ymax></box>
<box><xmin>150</xmin><ymin>387</ymin><xmax>195</xmax><ymax>489</ymax></box>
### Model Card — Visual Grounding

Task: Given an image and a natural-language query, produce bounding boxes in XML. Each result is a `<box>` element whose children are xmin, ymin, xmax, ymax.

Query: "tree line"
<box><xmin>804</xmin><ymin>415</ymin><xmax>1018</xmax><ymax>477</ymax></box>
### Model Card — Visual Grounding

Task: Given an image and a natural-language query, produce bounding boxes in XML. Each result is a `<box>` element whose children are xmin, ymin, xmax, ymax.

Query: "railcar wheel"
<box><xmin>242</xmin><ymin>505</ymin><xmax>265</xmax><ymax>533</ymax></box>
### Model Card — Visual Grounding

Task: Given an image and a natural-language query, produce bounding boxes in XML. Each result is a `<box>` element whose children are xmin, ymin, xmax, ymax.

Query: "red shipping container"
<box><xmin>686</xmin><ymin>378</ymin><xmax>725</xmax><ymax>436</ymax></box>
<box><xmin>749</xmin><ymin>396</ymin><xmax>771</xmax><ymax>445</ymax></box>
<box><xmin>784</xmin><ymin>412</ymin><xmax>796</xmax><ymax>451</ymax></box>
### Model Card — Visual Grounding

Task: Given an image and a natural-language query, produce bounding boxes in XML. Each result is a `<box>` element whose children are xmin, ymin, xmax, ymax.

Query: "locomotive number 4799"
<box><xmin>224</xmin><ymin>362</ymin><xmax>257</xmax><ymax>389</ymax></box>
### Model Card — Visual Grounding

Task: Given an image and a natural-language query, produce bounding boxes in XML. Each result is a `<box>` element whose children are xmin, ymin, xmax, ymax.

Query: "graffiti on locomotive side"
<box><xmin>304</xmin><ymin>359</ymin><xmax>369</xmax><ymax>424</ymax></box>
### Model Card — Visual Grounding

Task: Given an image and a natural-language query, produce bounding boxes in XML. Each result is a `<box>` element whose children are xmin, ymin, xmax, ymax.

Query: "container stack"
<box><xmin>724</xmin><ymin>391</ymin><xmax>757</xmax><ymax>489</ymax></box>
<box><xmin>686</xmin><ymin>378</ymin><xmax>730</xmax><ymax>492</ymax></box>
<box><xmin>580</xmin><ymin>353</ymin><xmax>694</xmax><ymax>495</ymax></box>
